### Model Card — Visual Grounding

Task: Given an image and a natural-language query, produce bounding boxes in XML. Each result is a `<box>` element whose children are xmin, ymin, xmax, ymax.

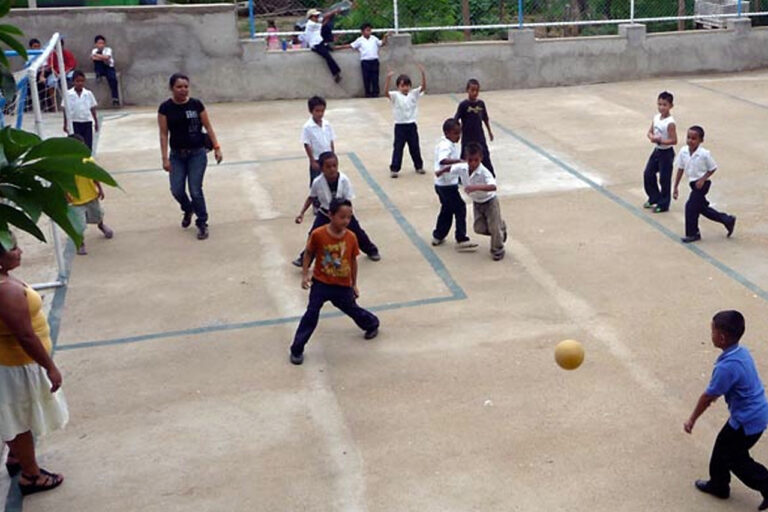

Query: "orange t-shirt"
<box><xmin>307</xmin><ymin>226</ymin><xmax>360</xmax><ymax>287</ymax></box>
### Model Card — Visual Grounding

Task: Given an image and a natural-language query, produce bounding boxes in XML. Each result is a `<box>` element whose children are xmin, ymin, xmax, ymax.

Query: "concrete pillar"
<box><xmin>508</xmin><ymin>28</ymin><xmax>535</xmax><ymax>54</ymax></box>
<box><xmin>726</xmin><ymin>17</ymin><xmax>751</xmax><ymax>37</ymax></box>
<box><xmin>619</xmin><ymin>23</ymin><xmax>646</xmax><ymax>47</ymax></box>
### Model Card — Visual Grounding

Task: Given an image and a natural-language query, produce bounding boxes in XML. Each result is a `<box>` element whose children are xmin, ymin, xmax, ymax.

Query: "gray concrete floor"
<box><xmin>15</xmin><ymin>70</ymin><xmax>768</xmax><ymax>511</ymax></box>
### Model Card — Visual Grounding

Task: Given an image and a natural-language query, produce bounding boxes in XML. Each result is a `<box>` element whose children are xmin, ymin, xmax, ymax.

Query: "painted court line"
<box><xmin>54</xmin><ymin>153</ymin><xmax>465</xmax><ymax>352</ymax></box>
<box><xmin>686</xmin><ymin>80</ymin><xmax>768</xmax><ymax>110</ymax></box>
<box><xmin>489</xmin><ymin>119</ymin><xmax>768</xmax><ymax>302</ymax></box>
<box><xmin>110</xmin><ymin>155</ymin><xmax>307</xmax><ymax>175</ymax></box>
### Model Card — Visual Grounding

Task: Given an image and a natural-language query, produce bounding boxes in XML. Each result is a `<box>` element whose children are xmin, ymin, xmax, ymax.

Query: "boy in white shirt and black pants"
<box><xmin>91</xmin><ymin>35</ymin><xmax>120</xmax><ymax>106</ymax></box>
<box><xmin>301</xmin><ymin>96</ymin><xmax>335</xmax><ymax>186</ymax></box>
<box><xmin>673</xmin><ymin>125</ymin><xmax>736</xmax><ymax>243</ymax></box>
<box><xmin>344</xmin><ymin>23</ymin><xmax>387</xmax><ymax>98</ymax></box>
<box><xmin>62</xmin><ymin>70</ymin><xmax>98</xmax><ymax>150</ymax></box>
<box><xmin>385</xmin><ymin>65</ymin><xmax>426</xmax><ymax>178</ymax></box>
<box><xmin>438</xmin><ymin>143</ymin><xmax>507</xmax><ymax>260</ymax></box>
<box><xmin>432</xmin><ymin>118</ymin><xmax>478</xmax><ymax>251</ymax></box>
<box><xmin>304</xmin><ymin>7</ymin><xmax>344</xmax><ymax>83</ymax></box>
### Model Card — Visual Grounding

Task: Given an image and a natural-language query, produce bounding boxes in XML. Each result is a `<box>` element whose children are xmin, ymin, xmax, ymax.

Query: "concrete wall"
<box><xmin>6</xmin><ymin>5</ymin><xmax>768</xmax><ymax>106</ymax></box>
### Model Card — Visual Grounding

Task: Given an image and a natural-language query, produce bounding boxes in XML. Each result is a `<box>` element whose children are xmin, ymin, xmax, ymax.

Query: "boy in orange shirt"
<box><xmin>290</xmin><ymin>198</ymin><xmax>379</xmax><ymax>365</ymax></box>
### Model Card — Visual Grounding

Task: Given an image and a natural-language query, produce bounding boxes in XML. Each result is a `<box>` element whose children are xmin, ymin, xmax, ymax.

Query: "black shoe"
<box><xmin>364</xmin><ymin>327</ymin><xmax>379</xmax><ymax>340</ymax></box>
<box><xmin>112</xmin><ymin>98</ymin><xmax>120</xmax><ymax>107</ymax></box>
<box><xmin>197</xmin><ymin>225</ymin><xmax>209</xmax><ymax>240</ymax></box>
<box><xmin>181</xmin><ymin>211</ymin><xmax>193</xmax><ymax>228</ymax></box>
<box><xmin>367</xmin><ymin>252</ymin><xmax>381</xmax><ymax>262</ymax></box>
<box><xmin>681</xmin><ymin>234</ymin><xmax>701</xmax><ymax>244</ymax></box>
<box><xmin>334</xmin><ymin>74</ymin><xmax>342</xmax><ymax>83</ymax></box>
<box><xmin>292</xmin><ymin>256</ymin><xmax>303</xmax><ymax>267</ymax></box>
<box><xmin>725</xmin><ymin>216</ymin><xmax>736</xmax><ymax>238</ymax></box>
<box><xmin>290</xmin><ymin>352</ymin><xmax>304</xmax><ymax>365</ymax></box>
<box><xmin>694</xmin><ymin>480</ymin><xmax>729</xmax><ymax>499</ymax></box>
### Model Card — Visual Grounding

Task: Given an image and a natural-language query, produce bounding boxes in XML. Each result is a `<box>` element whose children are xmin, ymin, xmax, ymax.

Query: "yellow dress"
<box><xmin>0</xmin><ymin>284</ymin><xmax>53</xmax><ymax>366</ymax></box>
<box><xmin>0</xmin><ymin>280</ymin><xmax>68</xmax><ymax>442</ymax></box>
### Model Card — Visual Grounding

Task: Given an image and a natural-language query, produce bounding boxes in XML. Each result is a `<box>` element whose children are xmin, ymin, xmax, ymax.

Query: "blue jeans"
<box><xmin>169</xmin><ymin>148</ymin><xmax>208</xmax><ymax>227</ymax></box>
<box><xmin>290</xmin><ymin>280</ymin><xmax>379</xmax><ymax>356</ymax></box>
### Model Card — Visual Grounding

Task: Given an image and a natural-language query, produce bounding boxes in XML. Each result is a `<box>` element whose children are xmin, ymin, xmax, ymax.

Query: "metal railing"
<box><xmin>247</xmin><ymin>0</ymin><xmax>765</xmax><ymax>40</ymax></box>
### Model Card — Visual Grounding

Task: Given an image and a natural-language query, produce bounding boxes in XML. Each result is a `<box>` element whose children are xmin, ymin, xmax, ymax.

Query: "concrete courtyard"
<box><xmin>11</xmin><ymin>69</ymin><xmax>768</xmax><ymax>511</ymax></box>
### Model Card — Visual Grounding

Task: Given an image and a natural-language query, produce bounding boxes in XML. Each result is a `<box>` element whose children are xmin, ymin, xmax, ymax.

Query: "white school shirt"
<box><xmin>675</xmin><ymin>145</ymin><xmax>718</xmax><ymax>182</ymax></box>
<box><xmin>350</xmin><ymin>35</ymin><xmax>382</xmax><ymax>61</ymax></box>
<box><xmin>450</xmin><ymin>162</ymin><xmax>496</xmax><ymax>203</ymax></box>
<box><xmin>653</xmin><ymin>113</ymin><xmax>675</xmax><ymax>150</ymax></box>
<box><xmin>304</xmin><ymin>19</ymin><xmax>324</xmax><ymax>48</ymax></box>
<box><xmin>434</xmin><ymin>136</ymin><xmax>460</xmax><ymax>186</ymax></box>
<box><xmin>301</xmin><ymin>117</ymin><xmax>335</xmax><ymax>160</ymax></box>
<box><xmin>91</xmin><ymin>46</ymin><xmax>115</xmax><ymax>68</ymax></box>
<box><xmin>389</xmin><ymin>86</ymin><xmax>422</xmax><ymax>124</ymax></box>
<box><xmin>62</xmin><ymin>88</ymin><xmax>97</xmax><ymax>123</ymax></box>
<box><xmin>309</xmin><ymin>172</ymin><xmax>355</xmax><ymax>210</ymax></box>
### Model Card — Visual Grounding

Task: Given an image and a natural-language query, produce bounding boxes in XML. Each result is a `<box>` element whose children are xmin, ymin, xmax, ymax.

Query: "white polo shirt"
<box><xmin>389</xmin><ymin>86</ymin><xmax>422</xmax><ymax>124</ymax></box>
<box><xmin>450</xmin><ymin>162</ymin><xmax>496</xmax><ymax>203</ymax></box>
<box><xmin>350</xmin><ymin>35</ymin><xmax>382</xmax><ymax>61</ymax></box>
<box><xmin>434</xmin><ymin>136</ymin><xmax>460</xmax><ymax>186</ymax></box>
<box><xmin>310</xmin><ymin>171</ymin><xmax>355</xmax><ymax>210</ymax></box>
<box><xmin>301</xmin><ymin>117</ymin><xmax>335</xmax><ymax>160</ymax></box>
<box><xmin>653</xmin><ymin>113</ymin><xmax>675</xmax><ymax>150</ymax></box>
<box><xmin>675</xmin><ymin>145</ymin><xmax>717</xmax><ymax>182</ymax></box>
<box><xmin>62</xmin><ymin>87</ymin><xmax>97</xmax><ymax>123</ymax></box>
<box><xmin>304</xmin><ymin>19</ymin><xmax>324</xmax><ymax>48</ymax></box>
<box><xmin>91</xmin><ymin>46</ymin><xmax>115</xmax><ymax>68</ymax></box>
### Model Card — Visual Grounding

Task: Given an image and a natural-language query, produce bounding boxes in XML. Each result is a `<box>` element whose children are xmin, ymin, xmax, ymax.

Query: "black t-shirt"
<box><xmin>158</xmin><ymin>98</ymin><xmax>206</xmax><ymax>151</ymax></box>
<box><xmin>455</xmin><ymin>99</ymin><xmax>489</xmax><ymax>144</ymax></box>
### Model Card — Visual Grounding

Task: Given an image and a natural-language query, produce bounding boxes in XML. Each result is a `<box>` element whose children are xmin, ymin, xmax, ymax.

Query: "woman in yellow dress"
<box><xmin>0</xmin><ymin>234</ymin><xmax>68</xmax><ymax>496</ymax></box>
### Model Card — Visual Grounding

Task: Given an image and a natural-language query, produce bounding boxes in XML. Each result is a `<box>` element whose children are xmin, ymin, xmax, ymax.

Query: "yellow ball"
<box><xmin>555</xmin><ymin>339</ymin><xmax>584</xmax><ymax>370</ymax></box>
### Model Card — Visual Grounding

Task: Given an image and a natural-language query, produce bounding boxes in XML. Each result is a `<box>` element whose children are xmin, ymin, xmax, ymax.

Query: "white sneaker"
<box><xmin>432</xmin><ymin>237</ymin><xmax>445</xmax><ymax>246</ymax></box>
<box><xmin>456</xmin><ymin>240</ymin><xmax>479</xmax><ymax>252</ymax></box>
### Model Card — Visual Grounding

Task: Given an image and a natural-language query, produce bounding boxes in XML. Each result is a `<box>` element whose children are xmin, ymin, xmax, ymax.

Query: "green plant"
<box><xmin>0</xmin><ymin>129</ymin><xmax>119</xmax><ymax>250</ymax></box>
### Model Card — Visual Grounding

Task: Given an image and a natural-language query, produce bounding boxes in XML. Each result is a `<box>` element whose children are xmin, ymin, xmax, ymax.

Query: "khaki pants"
<box><xmin>473</xmin><ymin>197</ymin><xmax>506</xmax><ymax>255</ymax></box>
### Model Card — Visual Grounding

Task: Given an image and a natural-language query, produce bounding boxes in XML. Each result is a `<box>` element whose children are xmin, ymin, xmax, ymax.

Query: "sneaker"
<box><xmin>290</xmin><ymin>352</ymin><xmax>304</xmax><ymax>365</ymax></box>
<box><xmin>492</xmin><ymin>251</ymin><xmax>505</xmax><ymax>261</ymax></box>
<box><xmin>367</xmin><ymin>252</ymin><xmax>381</xmax><ymax>262</ymax></box>
<box><xmin>364</xmin><ymin>327</ymin><xmax>379</xmax><ymax>340</ymax></box>
<box><xmin>681</xmin><ymin>234</ymin><xmax>701</xmax><ymax>244</ymax></box>
<box><xmin>291</xmin><ymin>256</ymin><xmax>303</xmax><ymax>267</ymax></box>
<box><xmin>390</xmin><ymin>171</ymin><xmax>399</xmax><ymax>178</ymax></box>
<box><xmin>181</xmin><ymin>211</ymin><xmax>193</xmax><ymax>228</ymax></box>
<box><xmin>653</xmin><ymin>206</ymin><xmax>668</xmax><ymax>213</ymax></box>
<box><xmin>725</xmin><ymin>215</ymin><xmax>736</xmax><ymax>237</ymax></box>
<box><xmin>415</xmin><ymin>168</ymin><xmax>426</xmax><ymax>175</ymax></box>
<box><xmin>197</xmin><ymin>225</ymin><xmax>209</xmax><ymax>240</ymax></box>
<box><xmin>456</xmin><ymin>240</ymin><xmax>479</xmax><ymax>252</ymax></box>
<box><xmin>77</xmin><ymin>244</ymin><xmax>87</xmax><ymax>256</ymax></box>
<box><xmin>432</xmin><ymin>237</ymin><xmax>445</xmax><ymax>246</ymax></box>
<box><xmin>694</xmin><ymin>479</ymin><xmax>729</xmax><ymax>500</ymax></box>
<box><xmin>98</xmin><ymin>223</ymin><xmax>114</xmax><ymax>239</ymax></box>
<box><xmin>643</xmin><ymin>201</ymin><xmax>656</xmax><ymax>209</ymax></box>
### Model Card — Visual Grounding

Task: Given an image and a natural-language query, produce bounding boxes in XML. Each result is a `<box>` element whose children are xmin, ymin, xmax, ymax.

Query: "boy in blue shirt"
<box><xmin>684</xmin><ymin>310</ymin><xmax>768</xmax><ymax>510</ymax></box>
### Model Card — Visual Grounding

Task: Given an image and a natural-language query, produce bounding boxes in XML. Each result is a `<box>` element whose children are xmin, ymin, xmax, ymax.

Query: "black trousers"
<box><xmin>290</xmin><ymin>280</ymin><xmax>379</xmax><ymax>356</ymax></box>
<box><xmin>299</xmin><ymin>210</ymin><xmax>378</xmax><ymax>258</ymax></box>
<box><xmin>685</xmin><ymin>180</ymin><xmax>730</xmax><ymax>237</ymax></box>
<box><xmin>433</xmin><ymin>185</ymin><xmax>469</xmax><ymax>243</ymax></box>
<box><xmin>94</xmin><ymin>61</ymin><xmax>119</xmax><ymax>102</ymax></box>
<box><xmin>73</xmin><ymin>121</ymin><xmax>93</xmax><ymax>150</ymax></box>
<box><xmin>708</xmin><ymin>422</ymin><xmax>768</xmax><ymax>497</ymax></box>
<box><xmin>361</xmin><ymin>59</ymin><xmax>380</xmax><ymax>97</ymax></box>
<box><xmin>643</xmin><ymin>147</ymin><xmax>674</xmax><ymax>210</ymax></box>
<box><xmin>311</xmin><ymin>43</ymin><xmax>341</xmax><ymax>77</ymax></box>
<box><xmin>390</xmin><ymin>123</ymin><xmax>423</xmax><ymax>173</ymax></box>
<box><xmin>461</xmin><ymin>141</ymin><xmax>495</xmax><ymax>176</ymax></box>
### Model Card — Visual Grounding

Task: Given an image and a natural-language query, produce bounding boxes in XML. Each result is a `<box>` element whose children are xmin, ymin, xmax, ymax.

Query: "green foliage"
<box><xmin>0</xmin><ymin>129</ymin><xmax>119</xmax><ymax>250</ymax></box>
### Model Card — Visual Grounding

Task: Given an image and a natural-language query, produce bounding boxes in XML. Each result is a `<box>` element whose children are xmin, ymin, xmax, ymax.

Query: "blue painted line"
<box><xmin>111</xmin><ymin>155</ymin><xmax>308</xmax><ymax>176</ymax></box>
<box><xmin>4</xmin><ymin>474</ymin><xmax>22</xmax><ymax>512</ymax></box>
<box><xmin>53</xmin><ymin>152</ymin><xmax>466</xmax><ymax>351</ymax></box>
<box><xmin>686</xmin><ymin>80</ymin><xmax>768</xmax><ymax>110</ymax></box>
<box><xmin>490</xmin><ymin>119</ymin><xmax>768</xmax><ymax>302</ymax></box>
